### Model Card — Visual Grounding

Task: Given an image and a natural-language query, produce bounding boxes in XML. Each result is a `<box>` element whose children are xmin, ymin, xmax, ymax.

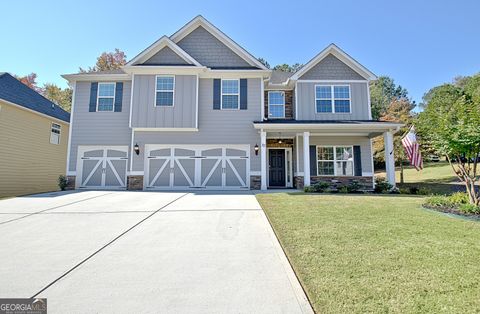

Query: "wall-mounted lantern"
<box><xmin>134</xmin><ymin>143</ymin><xmax>140</xmax><ymax>155</ymax></box>
<box><xmin>254</xmin><ymin>144</ymin><xmax>259</xmax><ymax>156</ymax></box>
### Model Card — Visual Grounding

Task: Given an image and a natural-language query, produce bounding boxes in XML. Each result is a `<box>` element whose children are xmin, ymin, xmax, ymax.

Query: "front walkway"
<box><xmin>0</xmin><ymin>190</ymin><xmax>312</xmax><ymax>314</ymax></box>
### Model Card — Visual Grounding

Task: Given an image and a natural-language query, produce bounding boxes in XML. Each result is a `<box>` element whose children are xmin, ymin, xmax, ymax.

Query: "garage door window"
<box><xmin>50</xmin><ymin>123</ymin><xmax>61</xmax><ymax>144</ymax></box>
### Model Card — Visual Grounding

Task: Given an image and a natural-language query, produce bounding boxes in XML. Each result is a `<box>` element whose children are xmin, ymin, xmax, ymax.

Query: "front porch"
<box><xmin>254</xmin><ymin>120</ymin><xmax>403</xmax><ymax>191</ymax></box>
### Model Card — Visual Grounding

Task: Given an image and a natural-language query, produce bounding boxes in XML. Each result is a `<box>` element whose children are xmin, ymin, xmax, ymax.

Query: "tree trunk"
<box><xmin>400</xmin><ymin>160</ymin><xmax>404</xmax><ymax>184</ymax></box>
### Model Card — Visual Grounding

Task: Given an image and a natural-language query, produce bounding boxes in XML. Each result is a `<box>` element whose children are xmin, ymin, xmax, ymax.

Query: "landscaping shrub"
<box><xmin>58</xmin><ymin>175</ymin><xmax>68</xmax><ymax>191</ymax></box>
<box><xmin>424</xmin><ymin>192</ymin><xmax>479</xmax><ymax>214</ymax></box>
<box><xmin>346</xmin><ymin>180</ymin><xmax>362</xmax><ymax>193</ymax></box>
<box><xmin>374</xmin><ymin>178</ymin><xmax>393</xmax><ymax>194</ymax></box>
<box><xmin>459</xmin><ymin>203</ymin><xmax>480</xmax><ymax>214</ymax></box>
<box><xmin>449</xmin><ymin>192</ymin><xmax>469</xmax><ymax>205</ymax></box>
<box><xmin>417</xmin><ymin>187</ymin><xmax>432</xmax><ymax>195</ymax></box>
<box><xmin>339</xmin><ymin>186</ymin><xmax>349</xmax><ymax>193</ymax></box>
<box><xmin>425</xmin><ymin>195</ymin><xmax>453</xmax><ymax>208</ymax></box>
<box><xmin>304</xmin><ymin>181</ymin><xmax>330</xmax><ymax>193</ymax></box>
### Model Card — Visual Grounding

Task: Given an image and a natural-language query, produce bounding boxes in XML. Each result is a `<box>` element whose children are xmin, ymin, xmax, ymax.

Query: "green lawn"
<box><xmin>257</xmin><ymin>193</ymin><xmax>480</xmax><ymax>313</ymax></box>
<box><xmin>377</xmin><ymin>162</ymin><xmax>463</xmax><ymax>194</ymax></box>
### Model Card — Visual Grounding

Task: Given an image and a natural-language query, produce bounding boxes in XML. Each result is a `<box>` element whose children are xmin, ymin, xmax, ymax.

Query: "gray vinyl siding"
<box><xmin>69</xmin><ymin>81</ymin><xmax>132</xmax><ymax>172</ymax></box>
<box><xmin>296</xmin><ymin>82</ymin><xmax>370</xmax><ymax>120</ymax></box>
<box><xmin>132</xmin><ymin>78</ymin><xmax>262</xmax><ymax>171</ymax></box>
<box><xmin>299</xmin><ymin>54</ymin><xmax>365</xmax><ymax>80</ymax></box>
<box><xmin>142</xmin><ymin>47</ymin><xmax>191</xmax><ymax>65</ymax></box>
<box><xmin>297</xmin><ymin>136</ymin><xmax>372</xmax><ymax>174</ymax></box>
<box><xmin>131</xmin><ymin>75</ymin><xmax>197</xmax><ymax>128</ymax></box>
<box><xmin>177</xmin><ymin>26</ymin><xmax>252</xmax><ymax>68</ymax></box>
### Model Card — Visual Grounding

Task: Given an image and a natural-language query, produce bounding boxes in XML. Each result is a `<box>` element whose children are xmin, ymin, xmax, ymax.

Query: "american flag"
<box><xmin>402</xmin><ymin>126</ymin><xmax>423</xmax><ymax>171</ymax></box>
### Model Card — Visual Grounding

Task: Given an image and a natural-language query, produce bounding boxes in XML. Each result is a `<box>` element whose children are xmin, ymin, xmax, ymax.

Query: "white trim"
<box><xmin>130</xmin><ymin>129</ymin><xmax>135</xmax><ymax>172</ymax></box>
<box><xmin>221</xmin><ymin>79</ymin><xmax>240</xmax><ymax>110</ymax></box>
<box><xmin>267</xmin><ymin>91</ymin><xmax>286</xmax><ymax>119</ymax></box>
<box><xmin>154</xmin><ymin>75</ymin><xmax>175</xmax><ymax>107</ymax></box>
<box><xmin>128</xmin><ymin>171</ymin><xmax>144</xmax><ymax>176</ymax></box>
<box><xmin>295</xmin><ymin>134</ymin><xmax>300</xmax><ymax>175</ymax></box>
<box><xmin>315</xmin><ymin>145</ymin><xmax>355</xmax><ymax>177</ymax></box>
<box><xmin>253</xmin><ymin>122</ymin><xmax>403</xmax><ymax>131</ymax></box>
<box><xmin>201</xmin><ymin>70</ymin><xmax>270</xmax><ymax>79</ymax></box>
<box><xmin>0</xmin><ymin>97</ymin><xmax>69</xmax><ymax>125</ymax></box>
<box><xmin>366</xmin><ymin>81</ymin><xmax>372</xmax><ymax>120</ymax></box>
<box><xmin>123</xmin><ymin>66</ymin><xmax>207</xmax><ymax>76</ymax></box>
<box><xmin>297</xmin><ymin>79</ymin><xmax>368</xmax><ymax>83</ymax></box>
<box><xmin>170</xmin><ymin>15</ymin><xmax>269</xmax><ymax>70</ymax></box>
<box><xmin>62</xmin><ymin>73</ymin><xmax>130</xmax><ymax>82</ymax></box>
<box><xmin>314</xmin><ymin>84</ymin><xmax>351</xmax><ymax>114</ymax></box>
<box><xmin>260</xmin><ymin>130</ymin><xmax>267</xmax><ymax>190</ymax></box>
<box><xmin>96</xmin><ymin>82</ymin><xmax>116</xmax><ymax>112</ymax></box>
<box><xmin>67</xmin><ymin>171</ymin><xmax>76</xmax><ymax>176</ymax></box>
<box><xmin>195</xmin><ymin>74</ymin><xmax>199</xmax><ymax>129</ymax></box>
<box><xmin>303</xmin><ymin>132</ymin><xmax>310</xmax><ymax>186</ymax></box>
<box><xmin>50</xmin><ymin>122</ymin><xmax>61</xmax><ymax>145</ymax></box>
<box><xmin>290</xmin><ymin>44</ymin><xmax>377</xmax><ymax>81</ymax></box>
<box><xmin>129</xmin><ymin>73</ymin><xmax>135</xmax><ymax>128</ymax></box>
<box><xmin>133</xmin><ymin>127</ymin><xmax>198</xmax><ymax>132</ymax></box>
<box><xmin>65</xmin><ymin>81</ymin><xmax>75</xmax><ymax>174</ymax></box>
<box><xmin>250</xmin><ymin>171</ymin><xmax>261</xmax><ymax>176</ymax></box>
<box><xmin>310</xmin><ymin>132</ymin><xmax>370</xmax><ymax>136</ymax></box>
<box><xmin>362</xmin><ymin>172</ymin><xmax>373</xmax><ymax>176</ymax></box>
<box><xmin>266</xmin><ymin>147</ymin><xmax>293</xmax><ymax>188</ymax></box>
<box><xmin>260</xmin><ymin>79</ymin><xmax>265</xmax><ymax>120</ymax></box>
<box><xmin>126</xmin><ymin>35</ymin><xmax>202</xmax><ymax>67</ymax></box>
<box><xmin>294</xmin><ymin>81</ymin><xmax>298</xmax><ymax>120</ymax></box>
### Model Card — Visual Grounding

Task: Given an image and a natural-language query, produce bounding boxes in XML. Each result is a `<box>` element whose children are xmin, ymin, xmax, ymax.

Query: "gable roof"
<box><xmin>269</xmin><ymin>70</ymin><xmax>294</xmax><ymax>85</ymax></box>
<box><xmin>126</xmin><ymin>36</ymin><xmax>202</xmax><ymax>67</ymax></box>
<box><xmin>290</xmin><ymin>44</ymin><xmax>377</xmax><ymax>81</ymax></box>
<box><xmin>170</xmin><ymin>15</ymin><xmax>268</xmax><ymax>70</ymax></box>
<box><xmin>0</xmin><ymin>73</ymin><xmax>70</xmax><ymax>123</ymax></box>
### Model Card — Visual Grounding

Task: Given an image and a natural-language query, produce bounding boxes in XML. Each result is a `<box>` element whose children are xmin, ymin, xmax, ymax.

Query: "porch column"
<box><xmin>303</xmin><ymin>131</ymin><xmax>310</xmax><ymax>187</ymax></box>
<box><xmin>383</xmin><ymin>131</ymin><xmax>396</xmax><ymax>187</ymax></box>
<box><xmin>260</xmin><ymin>130</ymin><xmax>267</xmax><ymax>190</ymax></box>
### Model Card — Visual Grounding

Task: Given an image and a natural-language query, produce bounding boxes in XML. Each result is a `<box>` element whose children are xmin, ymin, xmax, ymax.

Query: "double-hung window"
<box><xmin>97</xmin><ymin>83</ymin><xmax>115</xmax><ymax>111</ymax></box>
<box><xmin>50</xmin><ymin>123</ymin><xmax>61</xmax><ymax>145</ymax></box>
<box><xmin>317</xmin><ymin>146</ymin><xmax>354</xmax><ymax>176</ymax></box>
<box><xmin>268</xmin><ymin>91</ymin><xmax>285</xmax><ymax>118</ymax></box>
<box><xmin>315</xmin><ymin>85</ymin><xmax>351</xmax><ymax>113</ymax></box>
<box><xmin>221</xmin><ymin>79</ymin><xmax>239</xmax><ymax>109</ymax></box>
<box><xmin>155</xmin><ymin>76</ymin><xmax>175</xmax><ymax>106</ymax></box>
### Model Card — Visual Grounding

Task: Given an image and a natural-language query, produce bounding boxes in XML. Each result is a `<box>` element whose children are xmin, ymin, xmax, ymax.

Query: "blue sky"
<box><xmin>1</xmin><ymin>0</ymin><xmax>478</xmax><ymax>105</ymax></box>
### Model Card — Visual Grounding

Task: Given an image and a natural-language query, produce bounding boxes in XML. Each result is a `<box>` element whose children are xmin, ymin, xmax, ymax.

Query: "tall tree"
<box><xmin>79</xmin><ymin>48</ymin><xmax>127</xmax><ymax>73</ymax></box>
<box><xmin>43</xmin><ymin>83</ymin><xmax>73</xmax><ymax>112</ymax></box>
<box><xmin>15</xmin><ymin>72</ymin><xmax>42</xmax><ymax>92</ymax></box>
<box><xmin>272</xmin><ymin>63</ymin><xmax>303</xmax><ymax>73</ymax></box>
<box><xmin>257</xmin><ymin>58</ymin><xmax>270</xmax><ymax>69</ymax></box>
<box><xmin>417</xmin><ymin>73</ymin><xmax>480</xmax><ymax>205</ymax></box>
<box><xmin>369</xmin><ymin>76</ymin><xmax>409</xmax><ymax>119</ymax></box>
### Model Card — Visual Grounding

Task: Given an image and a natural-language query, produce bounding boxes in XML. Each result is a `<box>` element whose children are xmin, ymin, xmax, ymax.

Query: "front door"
<box><xmin>269</xmin><ymin>149</ymin><xmax>286</xmax><ymax>187</ymax></box>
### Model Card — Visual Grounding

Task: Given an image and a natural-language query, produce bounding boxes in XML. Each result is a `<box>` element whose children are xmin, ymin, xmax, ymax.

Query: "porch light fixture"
<box><xmin>134</xmin><ymin>143</ymin><xmax>140</xmax><ymax>155</ymax></box>
<box><xmin>254</xmin><ymin>144</ymin><xmax>259</xmax><ymax>156</ymax></box>
<box><xmin>278</xmin><ymin>139</ymin><xmax>283</xmax><ymax>144</ymax></box>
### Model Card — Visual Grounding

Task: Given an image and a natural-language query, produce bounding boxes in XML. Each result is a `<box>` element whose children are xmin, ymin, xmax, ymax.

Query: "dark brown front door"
<box><xmin>269</xmin><ymin>149</ymin><xmax>286</xmax><ymax>187</ymax></box>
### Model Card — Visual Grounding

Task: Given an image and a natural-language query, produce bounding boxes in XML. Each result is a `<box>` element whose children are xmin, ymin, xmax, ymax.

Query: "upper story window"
<box><xmin>317</xmin><ymin>146</ymin><xmax>354</xmax><ymax>176</ymax></box>
<box><xmin>155</xmin><ymin>76</ymin><xmax>175</xmax><ymax>106</ymax></box>
<box><xmin>315</xmin><ymin>85</ymin><xmax>351</xmax><ymax>113</ymax></box>
<box><xmin>97</xmin><ymin>83</ymin><xmax>115</xmax><ymax>111</ymax></box>
<box><xmin>268</xmin><ymin>91</ymin><xmax>285</xmax><ymax>118</ymax></box>
<box><xmin>50</xmin><ymin>123</ymin><xmax>61</xmax><ymax>145</ymax></box>
<box><xmin>221</xmin><ymin>79</ymin><xmax>239</xmax><ymax>109</ymax></box>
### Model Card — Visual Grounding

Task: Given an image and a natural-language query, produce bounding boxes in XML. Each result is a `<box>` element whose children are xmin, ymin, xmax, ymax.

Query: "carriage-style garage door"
<box><xmin>145</xmin><ymin>145</ymin><xmax>250</xmax><ymax>190</ymax></box>
<box><xmin>76</xmin><ymin>146</ymin><xmax>128</xmax><ymax>189</ymax></box>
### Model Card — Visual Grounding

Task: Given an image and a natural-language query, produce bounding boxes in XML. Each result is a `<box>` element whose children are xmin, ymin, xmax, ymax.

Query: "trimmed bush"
<box><xmin>374</xmin><ymin>178</ymin><xmax>393</xmax><ymax>194</ymax></box>
<box><xmin>58</xmin><ymin>175</ymin><xmax>68</xmax><ymax>191</ymax></box>
<box><xmin>304</xmin><ymin>181</ymin><xmax>330</xmax><ymax>193</ymax></box>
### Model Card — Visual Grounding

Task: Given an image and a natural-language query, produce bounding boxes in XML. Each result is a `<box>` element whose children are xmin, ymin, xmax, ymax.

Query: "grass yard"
<box><xmin>257</xmin><ymin>193</ymin><xmax>480</xmax><ymax>313</ymax></box>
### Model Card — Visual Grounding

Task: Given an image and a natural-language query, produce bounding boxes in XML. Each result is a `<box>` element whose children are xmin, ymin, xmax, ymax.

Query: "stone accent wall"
<box><xmin>66</xmin><ymin>176</ymin><xmax>76</xmax><ymax>190</ymax></box>
<box><xmin>127</xmin><ymin>175</ymin><xmax>144</xmax><ymax>190</ymax></box>
<box><xmin>250</xmin><ymin>175</ymin><xmax>261</xmax><ymax>190</ymax></box>
<box><xmin>264</xmin><ymin>90</ymin><xmax>293</xmax><ymax>119</ymax></box>
<box><xmin>295</xmin><ymin>176</ymin><xmax>374</xmax><ymax>191</ymax></box>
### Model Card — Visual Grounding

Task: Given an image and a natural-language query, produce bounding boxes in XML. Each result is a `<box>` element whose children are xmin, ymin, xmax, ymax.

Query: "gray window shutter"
<box><xmin>114</xmin><ymin>82</ymin><xmax>123</xmax><ymax>112</ymax></box>
<box><xmin>213</xmin><ymin>79</ymin><xmax>221</xmax><ymax>110</ymax></box>
<box><xmin>240</xmin><ymin>79</ymin><xmax>247</xmax><ymax>110</ymax></box>
<box><xmin>89</xmin><ymin>82</ymin><xmax>98</xmax><ymax>112</ymax></box>
<box><xmin>353</xmin><ymin>145</ymin><xmax>362</xmax><ymax>176</ymax></box>
<box><xmin>309</xmin><ymin>146</ymin><xmax>317</xmax><ymax>176</ymax></box>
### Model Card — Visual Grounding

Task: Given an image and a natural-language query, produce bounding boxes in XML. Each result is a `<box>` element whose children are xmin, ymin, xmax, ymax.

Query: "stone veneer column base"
<box><xmin>127</xmin><ymin>175</ymin><xmax>144</xmax><ymax>190</ymax></box>
<box><xmin>66</xmin><ymin>176</ymin><xmax>76</xmax><ymax>190</ymax></box>
<box><xmin>250</xmin><ymin>175</ymin><xmax>261</xmax><ymax>190</ymax></box>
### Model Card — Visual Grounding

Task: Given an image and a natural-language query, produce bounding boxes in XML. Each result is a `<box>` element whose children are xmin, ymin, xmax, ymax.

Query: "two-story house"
<box><xmin>63</xmin><ymin>15</ymin><xmax>400</xmax><ymax>191</ymax></box>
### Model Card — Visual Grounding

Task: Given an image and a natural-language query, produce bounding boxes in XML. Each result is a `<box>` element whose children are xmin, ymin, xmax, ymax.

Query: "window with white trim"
<box><xmin>155</xmin><ymin>76</ymin><xmax>175</xmax><ymax>106</ymax></box>
<box><xmin>97</xmin><ymin>83</ymin><xmax>115</xmax><ymax>111</ymax></box>
<box><xmin>50</xmin><ymin>123</ymin><xmax>61</xmax><ymax>145</ymax></box>
<box><xmin>221</xmin><ymin>79</ymin><xmax>239</xmax><ymax>109</ymax></box>
<box><xmin>317</xmin><ymin>146</ymin><xmax>354</xmax><ymax>176</ymax></box>
<box><xmin>315</xmin><ymin>85</ymin><xmax>351</xmax><ymax>113</ymax></box>
<box><xmin>268</xmin><ymin>91</ymin><xmax>285</xmax><ymax>118</ymax></box>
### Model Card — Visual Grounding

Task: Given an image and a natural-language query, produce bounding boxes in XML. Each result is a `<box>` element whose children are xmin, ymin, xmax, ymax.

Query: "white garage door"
<box><xmin>76</xmin><ymin>146</ymin><xmax>128</xmax><ymax>189</ymax></box>
<box><xmin>145</xmin><ymin>145</ymin><xmax>250</xmax><ymax>190</ymax></box>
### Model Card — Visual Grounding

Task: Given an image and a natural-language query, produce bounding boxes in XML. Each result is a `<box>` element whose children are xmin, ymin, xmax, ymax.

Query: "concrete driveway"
<box><xmin>0</xmin><ymin>191</ymin><xmax>312</xmax><ymax>314</ymax></box>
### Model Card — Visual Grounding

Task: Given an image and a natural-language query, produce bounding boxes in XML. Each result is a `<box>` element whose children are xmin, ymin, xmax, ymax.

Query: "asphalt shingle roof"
<box><xmin>269</xmin><ymin>70</ymin><xmax>294</xmax><ymax>84</ymax></box>
<box><xmin>0</xmin><ymin>73</ymin><xmax>70</xmax><ymax>123</ymax></box>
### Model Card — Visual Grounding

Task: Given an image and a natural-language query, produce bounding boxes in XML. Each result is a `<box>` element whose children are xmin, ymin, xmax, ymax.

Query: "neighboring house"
<box><xmin>0</xmin><ymin>73</ymin><xmax>70</xmax><ymax>197</ymax></box>
<box><xmin>62</xmin><ymin>15</ymin><xmax>400</xmax><ymax>191</ymax></box>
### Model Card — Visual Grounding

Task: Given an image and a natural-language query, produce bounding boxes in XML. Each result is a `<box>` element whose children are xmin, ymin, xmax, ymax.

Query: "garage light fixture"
<box><xmin>254</xmin><ymin>144</ymin><xmax>259</xmax><ymax>156</ymax></box>
<box><xmin>134</xmin><ymin>143</ymin><xmax>140</xmax><ymax>155</ymax></box>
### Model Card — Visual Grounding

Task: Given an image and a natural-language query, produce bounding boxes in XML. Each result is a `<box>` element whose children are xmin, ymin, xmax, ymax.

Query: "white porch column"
<box><xmin>260</xmin><ymin>130</ymin><xmax>267</xmax><ymax>190</ymax></box>
<box><xmin>303</xmin><ymin>131</ymin><xmax>310</xmax><ymax>187</ymax></box>
<box><xmin>384</xmin><ymin>131</ymin><xmax>396</xmax><ymax>187</ymax></box>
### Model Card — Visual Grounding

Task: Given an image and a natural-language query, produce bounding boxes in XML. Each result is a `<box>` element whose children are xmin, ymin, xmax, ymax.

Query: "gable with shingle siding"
<box><xmin>142</xmin><ymin>46</ymin><xmax>192</xmax><ymax>66</ymax></box>
<box><xmin>176</xmin><ymin>26</ymin><xmax>253</xmax><ymax>68</ymax></box>
<box><xmin>298</xmin><ymin>54</ymin><xmax>365</xmax><ymax>80</ymax></box>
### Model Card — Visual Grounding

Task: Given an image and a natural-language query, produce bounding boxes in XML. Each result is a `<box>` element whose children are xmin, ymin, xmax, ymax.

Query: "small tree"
<box><xmin>418</xmin><ymin>75</ymin><xmax>480</xmax><ymax>205</ymax></box>
<box><xmin>79</xmin><ymin>48</ymin><xmax>127</xmax><ymax>73</ymax></box>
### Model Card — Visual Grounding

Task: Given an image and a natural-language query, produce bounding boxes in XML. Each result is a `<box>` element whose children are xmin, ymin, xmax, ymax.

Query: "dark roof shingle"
<box><xmin>0</xmin><ymin>73</ymin><xmax>70</xmax><ymax>123</ymax></box>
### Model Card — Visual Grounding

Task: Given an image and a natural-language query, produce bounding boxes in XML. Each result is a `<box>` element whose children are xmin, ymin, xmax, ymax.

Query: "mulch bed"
<box><xmin>422</xmin><ymin>204</ymin><xmax>480</xmax><ymax>220</ymax></box>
